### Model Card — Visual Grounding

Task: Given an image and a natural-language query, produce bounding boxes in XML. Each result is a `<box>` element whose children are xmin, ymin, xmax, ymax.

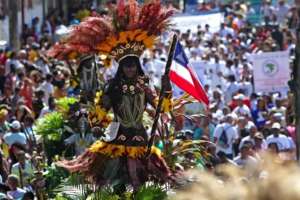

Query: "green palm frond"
<box><xmin>103</xmin><ymin>159</ymin><xmax>122</xmax><ymax>181</ymax></box>
<box><xmin>102</xmin><ymin>159</ymin><xmax>131</xmax><ymax>192</ymax></box>
<box><xmin>53</xmin><ymin>173</ymin><xmax>93</xmax><ymax>200</ymax></box>
<box><xmin>133</xmin><ymin>185</ymin><xmax>168</xmax><ymax>200</ymax></box>
<box><xmin>171</xmin><ymin>140</ymin><xmax>213</xmax><ymax>165</ymax></box>
<box><xmin>52</xmin><ymin>159</ymin><xmax>131</xmax><ymax>200</ymax></box>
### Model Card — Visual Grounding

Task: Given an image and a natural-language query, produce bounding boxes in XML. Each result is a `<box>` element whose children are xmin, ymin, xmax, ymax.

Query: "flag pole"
<box><xmin>145</xmin><ymin>34</ymin><xmax>178</xmax><ymax>160</ymax></box>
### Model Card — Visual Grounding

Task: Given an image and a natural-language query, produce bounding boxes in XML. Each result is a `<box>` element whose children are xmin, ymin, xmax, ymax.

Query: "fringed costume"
<box><xmin>55</xmin><ymin>0</ymin><xmax>179</xmax><ymax>192</ymax></box>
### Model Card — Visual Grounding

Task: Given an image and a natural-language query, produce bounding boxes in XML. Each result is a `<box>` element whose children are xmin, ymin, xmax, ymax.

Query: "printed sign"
<box><xmin>252</xmin><ymin>51</ymin><xmax>290</xmax><ymax>93</ymax></box>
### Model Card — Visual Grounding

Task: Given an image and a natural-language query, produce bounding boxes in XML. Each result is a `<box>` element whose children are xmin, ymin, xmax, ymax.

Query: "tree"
<box><xmin>8</xmin><ymin>0</ymin><xmax>19</xmax><ymax>51</ymax></box>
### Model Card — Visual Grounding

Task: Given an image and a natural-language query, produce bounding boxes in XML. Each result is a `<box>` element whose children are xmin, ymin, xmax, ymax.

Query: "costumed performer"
<box><xmin>56</xmin><ymin>0</ymin><xmax>180</xmax><ymax>193</ymax></box>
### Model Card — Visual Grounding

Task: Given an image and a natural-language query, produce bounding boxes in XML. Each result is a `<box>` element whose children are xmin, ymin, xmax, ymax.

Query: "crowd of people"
<box><xmin>165</xmin><ymin>0</ymin><xmax>298</xmax><ymax>171</ymax></box>
<box><xmin>0</xmin><ymin>0</ymin><xmax>298</xmax><ymax>199</ymax></box>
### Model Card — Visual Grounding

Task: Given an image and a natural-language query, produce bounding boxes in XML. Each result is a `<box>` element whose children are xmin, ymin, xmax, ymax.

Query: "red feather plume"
<box><xmin>126</xmin><ymin>0</ymin><xmax>140</xmax><ymax>30</ymax></box>
<box><xmin>50</xmin><ymin>0</ymin><xmax>176</xmax><ymax>57</ymax></box>
<box><xmin>48</xmin><ymin>44</ymin><xmax>68</xmax><ymax>60</ymax></box>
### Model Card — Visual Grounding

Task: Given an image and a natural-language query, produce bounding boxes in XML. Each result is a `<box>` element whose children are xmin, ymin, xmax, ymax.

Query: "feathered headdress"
<box><xmin>48</xmin><ymin>42</ymin><xmax>81</xmax><ymax>61</ymax></box>
<box><xmin>55</xmin><ymin>0</ymin><xmax>175</xmax><ymax>64</ymax></box>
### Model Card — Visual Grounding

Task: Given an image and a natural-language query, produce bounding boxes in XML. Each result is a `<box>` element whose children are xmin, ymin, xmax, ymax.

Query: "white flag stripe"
<box><xmin>171</xmin><ymin>61</ymin><xmax>195</xmax><ymax>86</ymax></box>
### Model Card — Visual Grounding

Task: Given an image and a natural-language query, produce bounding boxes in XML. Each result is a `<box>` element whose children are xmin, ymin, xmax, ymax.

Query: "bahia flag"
<box><xmin>170</xmin><ymin>42</ymin><xmax>210</xmax><ymax>110</ymax></box>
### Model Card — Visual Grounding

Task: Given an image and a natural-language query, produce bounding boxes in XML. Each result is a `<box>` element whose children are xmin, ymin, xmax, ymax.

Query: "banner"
<box><xmin>252</xmin><ymin>51</ymin><xmax>290</xmax><ymax>93</ymax></box>
<box><xmin>172</xmin><ymin>12</ymin><xmax>221</xmax><ymax>34</ymax></box>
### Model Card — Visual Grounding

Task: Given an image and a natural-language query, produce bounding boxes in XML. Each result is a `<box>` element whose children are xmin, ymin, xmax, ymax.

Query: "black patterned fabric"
<box><xmin>94</xmin><ymin>75</ymin><xmax>154</xmax><ymax>147</ymax></box>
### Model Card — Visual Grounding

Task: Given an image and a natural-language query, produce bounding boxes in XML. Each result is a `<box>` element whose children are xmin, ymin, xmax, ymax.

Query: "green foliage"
<box><xmin>50</xmin><ymin>158</ymin><xmax>167</xmax><ymax>200</ymax></box>
<box><xmin>52</xmin><ymin>159</ymin><xmax>129</xmax><ymax>200</ymax></box>
<box><xmin>36</xmin><ymin>111</ymin><xmax>74</xmax><ymax>164</ymax></box>
<box><xmin>53</xmin><ymin>179</ymin><xmax>167</xmax><ymax>200</ymax></box>
<box><xmin>42</xmin><ymin>162</ymin><xmax>70</xmax><ymax>198</ymax></box>
<box><xmin>54</xmin><ymin>196</ymin><xmax>69</xmax><ymax>200</ymax></box>
<box><xmin>36</xmin><ymin>111</ymin><xmax>72</xmax><ymax>141</ymax></box>
<box><xmin>56</xmin><ymin>96</ymin><xmax>77</xmax><ymax>113</ymax></box>
<box><xmin>133</xmin><ymin>185</ymin><xmax>168</xmax><ymax>200</ymax></box>
<box><xmin>53</xmin><ymin>173</ymin><xmax>93</xmax><ymax>200</ymax></box>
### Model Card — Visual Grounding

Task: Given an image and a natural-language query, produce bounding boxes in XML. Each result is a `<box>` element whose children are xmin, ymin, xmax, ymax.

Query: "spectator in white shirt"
<box><xmin>210</xmin><ymin>87</ymin><xmax>225</xmax><ymax>110</ymax></box>
<box><xmin>233</xmin><ymin>57</ymin><xmax>243</xmax><ymax>82</ymax></box>
<box><xmin>279</xmin><ymin>128</ymin><xmax>296</xmax><ymax>159</ymax></box>
<box><xmin>241</xmin><ymin>46</ymin><xmax>253</xmax><ymax>63</ymax></box>
<box><xmin>285</xmin><ymin>38</ymin><xmax>296</xmax><ymax>53</ymax></box>
<box><xmin>271</xmin><ymin>98</ymin><xmax>288</xmax><ymax>127</ymax></box>
<box><xmin>188</xmin><ymin>38</ymin><xmax>204</xmax><ymax>58</ymax></box>
<box><xmin>210</xmin><ymin>54</ymin><xmax>226</xmax><ymax>90</ymax></box>
<box><xmin>204</xmin><ymin>84</ymin><xmax>212</xmax><ymax>100</ymax></box>
<box><xmin>204</xmin><ymin>24</ymin><xmax>213</xmax><ymax>41</ymax></box>
<box><xmin>224</xmin><ymin>75</ymin><xmax>239</xmax><ymax>104</ymax></box>
<box><xmin>246</xmin><ymin>2</ymin><xmax>256</xmax><ymax>15</ymax></box>
<box><xmin>266</xmin><ymin>123</ymin><xmax>290</xmax><ymax>151</ymax></box>
<box><xmin>213</xmin><ymin>114</ymin><xmax>239</xmax><ymax>159</ymax></box>
<box><xmin>224</xmin><ymin>59</ymin><xmax>237</xmax><ymax>81</ymax></box>
<box><xmin>7</xmin><ymin>174</ymin><xmax>26</xmax><ymax>199</ymax></box>
<box><xmin>234</xmin><ymin>144</ymin><xmax>258</xmax><ymax>172</ymax></box>
<box><xmin>4</xmin><ymin>121</ymin><xmax>26</xmax><ymax>147</ymax></box>
<box><xmin>5</xmin><ymin>52</ymin><xmax>20</xmax><ymax>76</ymax></box>
<box><xmin>219</xmin><ymin>22</ymin><xmax>231</xmax><ymax>38</ymax></box>
<box><xmin>239</xmin><ymin>125</ymin><xmax>267</xmax><ymax>150</ymax></box>
<box><xmin>275</xmin><ymin>0</ymin><xmax>290</xmax><ymax>26</ymax></box>
<box><xmin>250</xmin><ymin>93</ymin><xmax>258</xmax><ymax>110</ymax></box>
<box><xmin>189</xmin><ymin>49</ymin><xmax>201</xmax><ymax>61</ymax></box>
<box><xmin>233</xmin><ymin>94</ymin><xmax>251</xmax><ymax>117</ymax></box>
<box><xmin>39</xmin><ymin>97</ymin><xmax>56</xmax><ymax>119</ymax></box>
<box><xmin>39</xmin><ymin>74</ymin><xmax>54</xmax><ymax>106</ymax></box>
<box><xmin>273</xmin><ymin>112</ymin><xmax>286</xmax><ymax>128</ymax></box>
<box><xmin>238</xmin><ymin>77</ymin><xmax>253</xmax><ymax>98</ymax></box>
<box><xmin>235</xmin><ymin>12</ymin><xmax>246</xmax><ymax>29</ymax></box>
<box><xmin>226</xmin><ymin>23</ymin><xmax>235</xmax><ymax>37</ymax></box>
<box><xmin>217</xmin><ymin>151</ymin><xmax>237</xmax><ymax>166</ymax></box>
<box><xmin>260</xmin><ymin>0</ymin><xmax>275</xmax><ymax>19</ymax></box>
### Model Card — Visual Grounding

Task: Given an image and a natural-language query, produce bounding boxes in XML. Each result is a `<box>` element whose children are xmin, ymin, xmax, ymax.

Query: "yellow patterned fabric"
<box><xmin>88</xmin><ymin>90</ymin><xmax>113</xmax><ymax>128</ymax></box>
<box><xmin>0</xmin><ymin>109</ymin><xmax>5</xmax><ymax>119</ymax></box>
<box><xmin>90</xmin><ymin>141</ymin><xmax>161</xmax><ymax>159</ymax></box>
<box><xmin>154</xmin><ymin>96</ymin><xmax>174</xmax><ymax>113</ymax></box>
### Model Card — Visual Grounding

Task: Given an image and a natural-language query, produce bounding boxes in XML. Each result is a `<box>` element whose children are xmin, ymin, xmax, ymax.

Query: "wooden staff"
<box><xmin>145</xmin><ymin>34</ymin><xmax>178</xmax><ymax>160</ymax></box>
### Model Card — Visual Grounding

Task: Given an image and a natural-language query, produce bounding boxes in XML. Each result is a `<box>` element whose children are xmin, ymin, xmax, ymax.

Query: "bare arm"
<box><xmin>232</xmin><ymin>139</ymin><xmax>239</xmax><ymax>144</ymax></box>
<box><xmin>213</xmin><ymin>137</ymin><xmax>218</xmax><ymax>144</ymax></box>
<box><xmin>22</xmin><ymin>105</ymin><xmax>33</xmax><ymax>116</ymax></box>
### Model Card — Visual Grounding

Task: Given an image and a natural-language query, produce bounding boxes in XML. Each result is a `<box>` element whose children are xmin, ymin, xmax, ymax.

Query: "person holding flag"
<box><xmin>55</xmin><ymin>0</ymin><xmax>183</xmax><ymax>193</ymax></box>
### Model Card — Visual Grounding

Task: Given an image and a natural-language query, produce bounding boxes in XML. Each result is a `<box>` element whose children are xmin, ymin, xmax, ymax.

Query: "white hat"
<box><xmin>234</xmin><ymin>94</ymin><xmax>245</xmax><ymax>101</ymax></box>
<box><xmin>213</xmin><ymin>87</ymin><xmax>223</xmax><ymax>95</ymax></box>
<box><xmin>19</xmin><ymin>49</ymin><xmax>27</xmax><ymax>55</ymax></box>
<box><xmin>274</xmin><ymin>113</ymin><xmax>285</xmax><ymax>120</ymax></box>
<box><xmin>271</xmin><ymin>122</ymin><xmax>281</xmax><ymax>129</ymax></box>
<box><xmin>11</xmin><ymin>121</ymin><xmax>21</xmax><ymax>129</ymax></box>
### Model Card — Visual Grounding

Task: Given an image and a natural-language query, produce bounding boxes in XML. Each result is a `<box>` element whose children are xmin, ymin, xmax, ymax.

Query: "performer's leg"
<box><xmin>127</xmin><ymin>158</ymin><xmax>141</xmax><ymax>193</ymax></box>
